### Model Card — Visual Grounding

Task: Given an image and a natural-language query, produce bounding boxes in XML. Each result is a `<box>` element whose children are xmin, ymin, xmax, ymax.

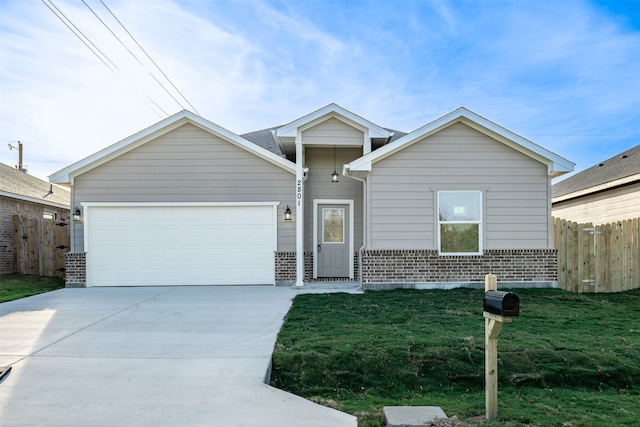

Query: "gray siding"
<box><xmin>73</xmin><ymin>123</ymin><xmax>295</xmax><ymax>252</ymax></box>
<box><xmin>368</xmin><ymin>122</ymin><xmax>550</xmax><ymax>250</ymax></box>
<box><xmin>302</xmin><ymin>118</ymin><xmax>364</xmax><ymax>146</ymax></box>
<box><xmin>304</xmin><ymin>147</ymin><xmax>363</xmax><ymax>251</ymax></box>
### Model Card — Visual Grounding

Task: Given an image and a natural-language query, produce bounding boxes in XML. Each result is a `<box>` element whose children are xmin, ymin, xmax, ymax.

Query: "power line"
<box><xmin>41</xmin><ymin>0</ymin><xmax>168</xmax><ymax>118</ymax></box>
<box><xmin>81</xmin><ymin>0</ymin><xmax>196</xmax><ymax>114</ymax></box>
<box><xmin>99</xmin><ymin>0</ymin><xmax>201</xmax><ymax>115</ymax></box>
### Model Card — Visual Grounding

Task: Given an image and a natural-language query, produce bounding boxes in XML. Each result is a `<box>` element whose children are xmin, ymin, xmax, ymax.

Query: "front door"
<box><xmin>317</xmin><ymin>204</ymin><xmax>350</xmax><ymax>278</ymax></box>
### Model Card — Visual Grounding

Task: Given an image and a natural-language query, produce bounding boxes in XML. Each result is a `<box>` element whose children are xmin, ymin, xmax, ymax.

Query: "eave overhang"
<box><xmin>552</xmin><ymin>173</ymin><xmax>640</xmax><ymax>204</ymax></box>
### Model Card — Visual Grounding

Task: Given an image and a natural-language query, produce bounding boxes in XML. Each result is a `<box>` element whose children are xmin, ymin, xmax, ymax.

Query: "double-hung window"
<box><xmin>438</xmin><ymin>191</ymin><xmax>482</xmax><ymax>255</ymax></box>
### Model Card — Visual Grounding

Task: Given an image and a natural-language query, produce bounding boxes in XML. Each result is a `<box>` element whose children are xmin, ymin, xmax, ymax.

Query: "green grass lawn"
<box><xmin>270</xmin><ymin>288</ymin><xmax>640</xmax><ymax>427</ymax></box>
<box><xmin>0</xmin><ymin>273</ymin><xmax>65</xmax><ymax>303</ymax></box>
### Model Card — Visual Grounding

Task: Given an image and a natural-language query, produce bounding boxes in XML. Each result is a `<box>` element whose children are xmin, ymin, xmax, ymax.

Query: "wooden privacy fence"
<box><xmin>13</xmin><ymin>215</ymin><xmax>70</xmax><ymax>277</ymax></box>
<box><xmin>553</xmin><ymin>217</ymin><xmax>640</xmax><ymax>293</ymax></box>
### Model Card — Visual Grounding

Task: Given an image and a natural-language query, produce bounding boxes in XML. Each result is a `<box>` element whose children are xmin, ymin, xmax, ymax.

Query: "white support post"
<box><xmin>295</xmin><ymin>139</ymin><xmax>305</xmax><ymax>287</ymax></box>
<box><xmin>485</xmin><ymin>273</ymin><xmax>499</xmax><ymax>420</ymax></box>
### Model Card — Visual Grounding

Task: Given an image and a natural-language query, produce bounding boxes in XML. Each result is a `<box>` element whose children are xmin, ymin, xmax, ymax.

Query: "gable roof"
<box><xmin>241</xmin><ymin>125</ymin><xmax>407</xmax><ymax>159</ymax></box>
<box><xmin>552</xmin><ymin>144</ymin><xmax>640</xmax><ymax>201</ymax></box>
<box><xmin>50</xmin><ymin>110</ymin><xmax>296</xmax><ymax>185</ymax></box>
<box><xmin>275</xmin><ymin>103</ymin><xmax>391</xmax><ymax>139</ymax></box>
<box><xmin>1</xmin><ymin>163</ymin><xmax>70</xmax><ymax>209</ymax></box>
<box><xmin>346</xmin><ymin>107</ymin><xmax>574</xmax><ymax>178</ymax></box>
<box><xmin>273</xmin><ymin>103</ymin><xmax>392</xmax><ymax>157</ymax></box>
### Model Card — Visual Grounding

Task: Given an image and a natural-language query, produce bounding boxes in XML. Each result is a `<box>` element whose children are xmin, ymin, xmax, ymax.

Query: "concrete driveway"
<box><xmin>0</xmin><ymin>286</ymin><xmax>358</xmax><ymax>426</ymax></box>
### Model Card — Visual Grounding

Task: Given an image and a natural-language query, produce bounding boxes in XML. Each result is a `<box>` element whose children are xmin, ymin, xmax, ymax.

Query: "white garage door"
<box><xmin>85</xmin><ymin>204</ymin><xmax>276</xmax><ymax>286</ymax></box>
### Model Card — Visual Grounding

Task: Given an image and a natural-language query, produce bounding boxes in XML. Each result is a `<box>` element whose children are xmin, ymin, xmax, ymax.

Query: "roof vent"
<box><xmin>598</xmin><ymin>163</ymin><xmax>604</xmax><ymax>167</ymax></box>
<box><xmin>620</xmin><ymin>154</ymin><xmax>628</xmax><ymax>159</ymax></box>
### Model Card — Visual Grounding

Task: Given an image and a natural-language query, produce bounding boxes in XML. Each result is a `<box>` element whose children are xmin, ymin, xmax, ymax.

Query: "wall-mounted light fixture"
<box><xmin>331</xmin><ymin>145</ymin><xmax>339</xmax><ymax>183</ymax></box>
<box><xmin>284</xmin><ymin>205</ymin><xmax>292</xmax><ymax>221</ymax></box>
<box><xmin>73</xmin><ymin>206</ymin><xmax>81</xmax><ymax>222</ymax></box>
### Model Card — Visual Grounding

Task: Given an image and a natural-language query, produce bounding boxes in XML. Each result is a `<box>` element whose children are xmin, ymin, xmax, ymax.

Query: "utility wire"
<box><xmin>81</xmin><ymin>0</ymin><xmax>193</xmax><ymax>113</ymax></box>
<box><xmin>41</xmin><ymin>0</ymin><xmax>168</xmax><ymax>118</ymax></box>
<box><xmin>99</xmin><ymin>0</ymin><xmax>201</xmax><ymax>115</ymax></box>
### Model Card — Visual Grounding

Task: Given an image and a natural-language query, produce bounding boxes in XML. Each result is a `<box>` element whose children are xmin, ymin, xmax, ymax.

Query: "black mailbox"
<box><xmin>483</xmin><ymin>291</ymin><xmax>520</xmax><ymax>317</ymax></box>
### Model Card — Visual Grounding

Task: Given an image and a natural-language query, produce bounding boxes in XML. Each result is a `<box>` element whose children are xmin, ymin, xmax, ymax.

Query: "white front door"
<box><xmin>316</xmin><ymin>203</ymin><xmax>350</xmax><ymax>278</ymax></box>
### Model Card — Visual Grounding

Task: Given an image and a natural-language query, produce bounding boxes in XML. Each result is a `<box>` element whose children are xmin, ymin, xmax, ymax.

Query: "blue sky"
<box><xmin>1</xmin><ymin>0</ymin><xmax>638</xmax><ymax>181</ymax></box>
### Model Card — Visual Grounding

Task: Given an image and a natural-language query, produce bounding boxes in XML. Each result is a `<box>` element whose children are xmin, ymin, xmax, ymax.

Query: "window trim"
<box><xmin>437</xmin><ymin>190</ymin><xmax>483</xmax><ymax>255</ymax></box>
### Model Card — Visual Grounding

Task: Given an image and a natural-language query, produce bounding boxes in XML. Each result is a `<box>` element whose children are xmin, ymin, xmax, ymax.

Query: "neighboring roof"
<box><xmin>552</xmin><ymin>144</ymin><xmax>640</xmax><ymax>201</ymax></box>
<box><xmin>50</xmin><ymin>110</ymin><xmax>296</xmax><ymax>184</ymax></box>
<box><xmin>346</xmin><ymin>107</ymin><xmax>575</xmax><ymax>178</ymax></box>
<box><xmin>1</xmin><ymin>163</ymin><xmax>70</xmax><ymax>209</ymax></box>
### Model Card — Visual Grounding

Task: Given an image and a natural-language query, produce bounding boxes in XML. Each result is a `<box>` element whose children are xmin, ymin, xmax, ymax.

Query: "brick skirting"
<box><xmin>65</xmin><ymin>252</ymin><xmax>86</xmax><ymax>287</ymax></box>
<box><xmin>66</xmin><ymin>249</ymin><xmax>550</xmax><ymax>288</ymax></box>
<box><xmin>275</xmin><ymin>252</ymin><xmax>360</xmax><ymax>284</ymax></box>
<box><xmin>360</xmin><ymin>249</ymin><xmax>557</xmax><ymax>287</ymax></box>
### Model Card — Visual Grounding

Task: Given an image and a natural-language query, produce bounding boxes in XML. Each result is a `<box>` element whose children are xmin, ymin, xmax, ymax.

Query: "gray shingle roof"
<box><xmin>552</xmin><ymin>144</ymin><xmax>640</xmax><ymax>198</ymax></box>
<box><xmin>240</xmin><ymin>127</ymin><xmax>284</xmax><ymax>157</ymax></box>
<box><xmin>0</xmin><ymin>163</ymin><xmax>70</xmax><ymax>207</ymax></box>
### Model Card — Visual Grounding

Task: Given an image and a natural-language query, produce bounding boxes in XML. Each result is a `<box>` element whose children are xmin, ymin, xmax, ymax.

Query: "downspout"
<box><xmin>343</xmin><ymin>165</ymin><xmax>367</xmax><ymax>290</ymax></box>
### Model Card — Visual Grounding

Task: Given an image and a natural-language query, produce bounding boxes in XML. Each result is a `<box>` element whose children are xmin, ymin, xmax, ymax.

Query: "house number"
<box><xmin>297</xmin><ymin>180</ymin><xmax>302</xmax><ymax>206</ymax></box>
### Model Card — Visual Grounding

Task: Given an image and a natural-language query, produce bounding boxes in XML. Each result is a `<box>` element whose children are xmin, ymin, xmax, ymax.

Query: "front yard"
<box><xmin>270</xmin><ymin>288</ymin><xmax>640</xmax><ymax>427</ymax></box>
<box><xmin>0</xmin><ymin>273</ymin><xmax>65</xmax><ymax>303</ymax></box>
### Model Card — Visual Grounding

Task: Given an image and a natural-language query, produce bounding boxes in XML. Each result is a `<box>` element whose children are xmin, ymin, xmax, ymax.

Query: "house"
<box><xmin>50</xmin><ymin>104</ymin><xmax>574</xmax><ymax>288</ymax></box>
<box><xmin>552</xmin><ymin>144</ymin><xmax>639</xmax><ymax>225</ymax></box>
<box><xmin>1</xmin><ymin>163</ymin><xmax>70</xmax><ymax>274</ymax></box>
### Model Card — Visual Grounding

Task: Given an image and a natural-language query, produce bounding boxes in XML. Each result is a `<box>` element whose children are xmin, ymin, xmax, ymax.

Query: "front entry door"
<box><xmin>317</xmin><ymin>204</ymin><xmax>350</xmax><ymax>278</ymax></box>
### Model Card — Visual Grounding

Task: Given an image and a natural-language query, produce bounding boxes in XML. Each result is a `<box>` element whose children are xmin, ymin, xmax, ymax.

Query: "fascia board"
<box><xmin>0</xmin><ymin>191</ymin><xmax>70</xmax><ymax>209</ymax></box>
<box><xmin>275</xmin><ymin>104</ymin><xmax>389</xmax><ymax>139</ymax></box>
<box><xmin>552</xmin><ymin>173</ymin><xmax>640</xmax><ymax>203</ymax></box>
<box><xmin>347</xmin><ymin>107</ymin><xmax>575</xmax><ymax>176</ymax></box>
<box><xmin>50</xmin><ymin>111</ymin><xmax>295</xmax><ymax>185</ymax></box>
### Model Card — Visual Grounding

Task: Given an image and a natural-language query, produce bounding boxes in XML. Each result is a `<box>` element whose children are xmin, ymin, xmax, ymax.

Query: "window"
<box><xmin>323</xmin><ymin>208</ymin><xmax>344</xmax><ymax>243</ymax></box>
<box><xmin>43</xmin><ymin>212</ymin><xmax>56</xmax><ymax>220</ymax></box>
<box><xmin>438</xmin><ymin>191</ymin><xmax>482</xmax><ymax>255</ymax></box>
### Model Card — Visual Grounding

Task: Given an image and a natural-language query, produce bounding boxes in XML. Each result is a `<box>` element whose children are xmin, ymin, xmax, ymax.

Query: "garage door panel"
<box><xmin>87</xmin><ymin>205</ymin><xmax>275</xmax><ymax>286</ymax></box>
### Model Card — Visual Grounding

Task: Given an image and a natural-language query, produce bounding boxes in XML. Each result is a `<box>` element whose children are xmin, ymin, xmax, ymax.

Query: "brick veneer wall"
<box><xmin>65</xmin><ymin>252</ymin><xmax>86</xmax><ymax>287</ymax></box>
<box><xmin>275</xmin><ymin>252</ymin><xmax>360</xmax><ymax>283</ymax></box>
<box><xmin>275</xmin><ymin>252</ymin><xmax>313</xmax><ymax>283</ymax></box>
<box><xmin>360</xmin><ymin>249</ymin><xmax>557</xmax><ymax>286</ymax></box>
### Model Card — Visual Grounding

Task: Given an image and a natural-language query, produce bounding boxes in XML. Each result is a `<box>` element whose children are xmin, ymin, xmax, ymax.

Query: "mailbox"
<box><xmin>483</xmin><ymin>291</ymin><xmax>520</xmax><ymax>317</ymax></box>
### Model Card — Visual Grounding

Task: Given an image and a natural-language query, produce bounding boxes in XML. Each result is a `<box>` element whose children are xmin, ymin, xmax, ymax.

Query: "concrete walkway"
<box><xmin>0</xmin><ymin>285</ymin><xmax>359</xmax><ymax>426</ymax></box>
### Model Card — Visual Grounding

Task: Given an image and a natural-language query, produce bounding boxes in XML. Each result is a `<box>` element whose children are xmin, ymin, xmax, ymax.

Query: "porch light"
<box><xmin>284</xmin><ymin>205</ymin><xmax>292</xmax><ymax>221</ymax></box>
<box><xmin>331</xmin><ymin>145</ymin><xmax>339</xmax><ymax>183</ymax></box>
<box><xmin>73</xmin><ymin>206</ymin><xmax>81</xmax><ymax>222</ymax></box>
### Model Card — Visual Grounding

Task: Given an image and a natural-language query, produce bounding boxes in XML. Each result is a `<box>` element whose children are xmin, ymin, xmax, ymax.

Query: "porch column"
<box><xmin>295</xmin><ymin>136</ymin><xmax>305</xmax><ymax>287</ymax></box>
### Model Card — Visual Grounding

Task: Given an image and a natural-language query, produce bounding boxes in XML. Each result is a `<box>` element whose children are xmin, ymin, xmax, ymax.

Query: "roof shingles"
<box><xmin>553</xmin><ymin>144</ymin><xmax>640</xmax><ymax>198</ymax></box>
<box><xmin>1</xmin><ymin>163</ymin><xmax>70</xmax><ymax>207</ymax></box>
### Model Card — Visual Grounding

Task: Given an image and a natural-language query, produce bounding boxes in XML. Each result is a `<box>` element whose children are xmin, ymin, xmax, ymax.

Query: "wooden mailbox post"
<box><xmin>483</xmin><ymin>274</ymin><xmax>520</xmax><ymax>420</ymax></box>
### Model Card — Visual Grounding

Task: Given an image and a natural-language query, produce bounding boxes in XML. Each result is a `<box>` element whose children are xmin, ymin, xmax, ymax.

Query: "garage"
<box><xmin>85</xmin><ymin>204</ymin><xmax>277</xmax><ymax>286</ymax></box>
